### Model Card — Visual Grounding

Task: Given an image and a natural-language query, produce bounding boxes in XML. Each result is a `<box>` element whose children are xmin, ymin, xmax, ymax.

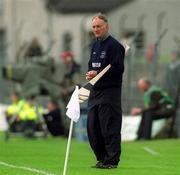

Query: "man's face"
<box><xmin>10</xmin><ymin>94</ymin><xmax>19</xmax><ymax>102</ymax></box>
<box><xmin>62</xmin><ymin>57</ymin><xmax>72</xmax><ymax>67</ymax></box>
<box><xmin>48</xmin><ymin>102</ymin><xmax>57</xmax><ymax>112</ymax></box>
<box><xmin>91</xmin><ymin>17</ymin><xmax>109</xmax><ymax>38</ymax></box>
<box><xmin>137</xmin><ymin>80</ymin><xmax>149</xmax><ymax>92</ymax></box>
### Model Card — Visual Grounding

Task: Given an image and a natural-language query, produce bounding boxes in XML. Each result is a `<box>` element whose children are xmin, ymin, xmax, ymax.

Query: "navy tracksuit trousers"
<box><xmin>87</xmin><ymin>103</ymin><xmax>122</xmax><ymax>165</ymax></box>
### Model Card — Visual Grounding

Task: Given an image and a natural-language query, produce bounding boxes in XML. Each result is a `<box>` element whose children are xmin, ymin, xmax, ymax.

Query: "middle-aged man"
<box><xmin>86</xmin><ymin>13</ymin><xmax>125</xmax><ymax>169</ymax></box>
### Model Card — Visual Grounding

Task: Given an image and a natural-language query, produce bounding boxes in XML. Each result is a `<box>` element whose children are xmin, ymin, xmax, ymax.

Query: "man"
<box><xmin>24</xmin><ymin>37</ymin><xmax>43</xmax><ymax>58</ymax></box>
<box><xmin>60</xmin><ymin>51</ymin><xmax>81</xmax><ymax>105</ymax></box>
<box><xmin>86</xmin><ymin>13</ymin><xmax>125</xmax><ymax>169</ymax></box>
<box><xmin>131</xmin><ymin>78</ymin><xmax>175</xmax><ymax>140</ymax></box>
<box><xmin>19</xmin><ymin>96</ymin><xmax>42</xmax><ymax>138</ymax></box>
<box><xmin>43</xmin><ymin>99</ymin><xmax>66</xmax><ymax>137</ymax></box>
<box><xmin>60</xmin><ymin>51</ymin><xmax>81</xmax><ymax>132</ymax></box>
<box><xmin>6</xmin><ymin>91</ymin><xmax>26</xmax><ymax>132</ymax></box>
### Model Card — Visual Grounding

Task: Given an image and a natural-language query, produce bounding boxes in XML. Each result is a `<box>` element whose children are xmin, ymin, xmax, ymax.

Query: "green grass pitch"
<box><xmin>0</xmin><ymin>133</ymin><xmax>180</xmax><ymax>175</ymax></box>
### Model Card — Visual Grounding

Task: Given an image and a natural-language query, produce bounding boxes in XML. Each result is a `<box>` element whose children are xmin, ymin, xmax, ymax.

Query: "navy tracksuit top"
<box><xmin>88</xmin><ymin>35</ymin><xmax>125</xmax><ymax>89</ymax></box>
<box><xmin>88</xmin><ymin>35</ymin><xmax>125</xmax><ymax>107</ymax></box>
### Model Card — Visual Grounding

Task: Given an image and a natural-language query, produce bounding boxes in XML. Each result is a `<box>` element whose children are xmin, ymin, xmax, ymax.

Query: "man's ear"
<box><xmin>106</xmin><ymin>24</ymin><xmax>109</xmax><ymax>30</ymax></box>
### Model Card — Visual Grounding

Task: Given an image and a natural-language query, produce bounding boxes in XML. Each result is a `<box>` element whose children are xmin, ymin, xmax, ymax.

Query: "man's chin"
<box><xmin>95</xmin><ymin>35</ymin><xmax>101</xmax><ymax>38</ymax></box>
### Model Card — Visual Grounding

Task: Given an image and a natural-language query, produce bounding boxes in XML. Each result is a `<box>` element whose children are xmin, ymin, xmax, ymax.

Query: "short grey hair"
<box><xmin>92</xmin><ymin>13</ymin><xmax>108</xmax><ymax>23</ymax></box>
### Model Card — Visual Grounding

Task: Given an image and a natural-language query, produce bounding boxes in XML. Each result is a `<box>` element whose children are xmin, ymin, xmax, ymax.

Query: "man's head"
<box><xmin>31</xmin><ymin>37</ymin><xmax>40</xmax><ymax>47</ymax></box>
<box><xmin>91</xmin><ymin>13</ymin><xmax>109</xmax><ymax>39</ymax></box>
<box><xmin>27</xmin><ymin>95</ymin><xmax>35</xmax><ymax>106</ymax></box>
<box><xmin>47</xmin><ymin>99</ymin><xmax>59</xmax><ymax>112</ymax></box>
<box><xmin>10</xmin><ymin>91</ymin><xmax>20</xmax><ymax>102</ymax></box>
<box><xmin>137</xmin><ymin>78</ymin><xmax>151</xmax><ymax>92</ymax></box>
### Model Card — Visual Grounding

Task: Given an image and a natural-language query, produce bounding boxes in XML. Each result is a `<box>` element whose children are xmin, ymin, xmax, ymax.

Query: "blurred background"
<box><xmin>0</xmin><ymin>0</ymin><xmax>179</xmax><ymax>139</ymax></box>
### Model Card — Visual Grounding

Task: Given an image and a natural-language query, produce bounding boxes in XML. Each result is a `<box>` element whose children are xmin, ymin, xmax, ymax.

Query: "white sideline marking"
<box><xmin>143</xmin><ymin>147</ymin><xmax>160</xmax><ymax>156</ymax></box>
<box><xmin>0</xmin><ymin>161</ymin><xmax>55</xmax><ymax>175</ymax></box>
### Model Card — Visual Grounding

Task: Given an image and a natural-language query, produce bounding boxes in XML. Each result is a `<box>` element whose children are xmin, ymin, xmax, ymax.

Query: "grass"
<box><xmin>0</xmin><ymin>132</ymin><xmax>180</xmax><ymax>175</ymax></box>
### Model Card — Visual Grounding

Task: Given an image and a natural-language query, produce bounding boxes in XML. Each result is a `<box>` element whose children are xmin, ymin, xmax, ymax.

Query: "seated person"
<box><xmin>19</xmin><ymin>96</ymin><xmax>43</xmax><ymax>138</ymax></box>
<box><xmin>43</xmin><ymin>99</ymin><xmax>66</xmax><ymax>136</ymax></box>
<box><xmin>131</xmin><ymin>78</ymin><xmax>175</xmax><ymax>140</ymax></box>
<box><xmin>6</xmin><ymin>91</ymin><xmax>26</xmax><ymax>132</ymax></box>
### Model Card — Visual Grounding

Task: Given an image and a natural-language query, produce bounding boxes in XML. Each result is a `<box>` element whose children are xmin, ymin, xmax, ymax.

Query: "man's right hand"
<box><xmin>86</xmin><ymin>70</ymin><xmax>97</xmax><ymax>81</ymax></box>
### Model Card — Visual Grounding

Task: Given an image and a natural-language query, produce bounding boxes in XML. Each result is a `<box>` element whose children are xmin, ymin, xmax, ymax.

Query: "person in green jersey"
<box><xmin>131</xmin><ymin>78</ymin><xmax>175</xmax><ymax>140</ymax></box>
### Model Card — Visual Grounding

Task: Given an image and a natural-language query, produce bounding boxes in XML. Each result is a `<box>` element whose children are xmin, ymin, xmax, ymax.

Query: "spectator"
<box><xmin>19</xmin><ymin>96</ymin><xmax>42</xmax><ymax>138</ymax></box>
<box><xmin>24</xmin><ymin>37</ymin><xmax>43</xmax><ymax>58</ymax></box>
<box><xmin>43</xmin><ymin>99</ymin><xmax>66</xmax><ymax>136</ymax></box>
<box><xmin>131</xmin><ymin>78</ymin><xmax>175</xmax><ymax>140</ymax></box>
<box><xmin>6</xmin><ymin>91</ymin><xmax>26</xmax><ymax>132</ymax></box>
<box><xmin>60</xmin><ymin>51</ymin><xmax>81</xmax><ymax>105</ymax></box>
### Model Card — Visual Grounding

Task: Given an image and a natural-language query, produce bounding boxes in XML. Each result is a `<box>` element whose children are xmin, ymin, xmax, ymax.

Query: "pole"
<box><xmin>62</xmin><ymin>119</ymin><xmax>74</xmax><ymax>175</ymax></box>
<box><xmin>11</xmin><ymin>0</ymin><xmax>18</xmax><ymax>62</ymax></box>
<box><xmin>152</xmin><ymin>28</ymin><xmax>168</xmax><ymax>83</ymax></box>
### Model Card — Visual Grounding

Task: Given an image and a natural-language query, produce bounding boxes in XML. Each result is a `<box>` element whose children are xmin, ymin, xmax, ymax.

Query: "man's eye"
<box><xmin>93</xmin><ymin>26</ymin><xmax>100</xmax><ymax>29</ymax></box>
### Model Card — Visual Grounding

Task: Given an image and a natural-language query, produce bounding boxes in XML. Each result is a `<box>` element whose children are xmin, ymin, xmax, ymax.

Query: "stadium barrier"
<box><xmin>1</xmin><ymin>104</ymin><xmax>167</xmax><ymax>140</ymax></box>
<box><xmin>75</xmin><ymin>106</ymin><xmax>88</xmax><ymax>141</ymax></box>
<box><xmin>0</xmin><ymin>104</ymin><xmax>8</xmax><ymax>131</ymax></box>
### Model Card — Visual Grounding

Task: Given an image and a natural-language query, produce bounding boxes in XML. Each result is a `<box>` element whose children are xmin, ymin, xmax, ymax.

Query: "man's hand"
<box><xmin>86</xmin><ymin>70</ymin><xmax>97</xmax><ymax>81</ymax></box>
<box><xmin>131</xmin><ymin>107</ymin><xmax>142</xmax><ymax>115</ymax></box>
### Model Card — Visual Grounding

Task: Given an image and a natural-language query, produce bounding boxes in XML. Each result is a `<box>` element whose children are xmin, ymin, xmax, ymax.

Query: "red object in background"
<box><xmin>60</xmin><ymin>51</ymin><xmax>73</xmax><ymax>60</ymax></box>
<box><xmin>146</xmin><ymin>44</ymin><xmax>155</xmax><ymax>63</ymax></box>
